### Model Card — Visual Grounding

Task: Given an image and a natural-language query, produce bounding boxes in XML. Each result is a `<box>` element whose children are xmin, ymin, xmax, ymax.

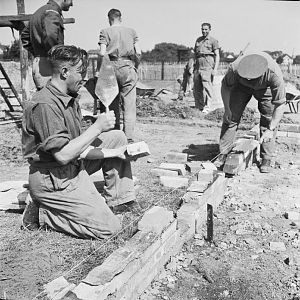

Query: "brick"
<box><xmin>44</xmin><ymin>276</ymin><xmax>75</xmax><ymax>300</ymax></box>
<box><xmin>276</xmin><ymin>131</ymin><xmax>288</xmax><ymax>137</ymax></box>
<box><xmin>159</xmin><ymin>163</ymin><xmax>186</xmax><ymax>175</ymax></box>
<box><xmin>187</xmin><ymin>180</ymin><xmax>210</xmax><ymax>193</ymax></box>
<box><xmin>195</xmin><ymin>203</ymin><xmax>207</xmax><ymax>234</ymax></box>
<box><xmin>160</xmin><ymin>176</ymin><xmax>189</xmax><ymax>189</ymax></box>
<box><xmin>177</xmin><ymin>203</ymin><xmax>197</xmax><ymax>238</ymax></box>
<box><xmin>186</xmin><ymin>161</ymin><xmax>203</xmax><ymax>173</ymax></box>
<box><xmin>165</xmin><ymin>152</ymin><xmax>188</xmax><ymax>163</ymax></box>
<box><xmin>138</xmin><ymin>206</ymin><xmax>174</xmax><ymax>234</ymax></box>
<box><xmin>223</xmin><ymin>153</ymin><xmax>245</xmax><ymax>175</ymax></box>
<box><xmin>278</xmin><ymin>123</ymin><xmax>300</xmax><ymax>133</ymax></box>
<box><xmin>150</xmin><ymin>168</ymin><xmax>178</xmax><ymax>177</ymax></box>
<box><xmin>126</xmin><ymin>141</ymin><xmax>150</xmax><ymax>160</ymax></box>
<box><xmin>232</xmin><ymin>138</ymin><xmax>259</xmax><ymax>153</ymax></box>
<box><xmin>182</xmin><ymin>192</ymin><xmax>203</xmax><ymax>203</ymax></box>
<box><xmin>202</xmin><ymin>173</ymin><xmax>227</xmax><ymax>208</ymax></box>
<box><xmin>285</xmin><ymin>211</ymin><xmax>300</xmax><ymax>221</ymax></box>
<box><xmin>270</xmin><ymin>242</ymin><xmax>286</xmax><ymax>251</ymax></box>
<box><xmin>201</xmin><ymin>161</ymin><xmax>217</xmax><ymax>171</ymax></box>
<box><xmin>287</xmin><ymin>132</ymin><xmax>300</xmax><ymax>138</ymax></box>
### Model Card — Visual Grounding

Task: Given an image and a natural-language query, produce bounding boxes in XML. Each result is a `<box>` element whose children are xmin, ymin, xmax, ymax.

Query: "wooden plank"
<box><xmin>16</xmin><ymin>0</ymin><xmax>30</xmax><ymax>102</ymax></box>
<box><xmin>0</xmin><ymin>15</ymin><xmax>75</xmax><ymax>24</ymax></box>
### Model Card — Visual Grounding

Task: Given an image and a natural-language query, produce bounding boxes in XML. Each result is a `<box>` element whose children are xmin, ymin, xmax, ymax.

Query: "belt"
<box><xmin>109</xmin><ymin>56</ymin><xmax>132</xmax><ymax>61</ymax></box>
<box><xmin>196</xmin><ymin>54</ymin><xmax>213</xmax><ymax>58</ymax></box>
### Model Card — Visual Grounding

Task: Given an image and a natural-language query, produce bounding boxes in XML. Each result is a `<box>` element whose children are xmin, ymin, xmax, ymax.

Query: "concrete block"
<box><xmin>138</xmin><ymin>206</ymin><xmax>174</xmax><ymax>234</ymax></box>
<box><xmin>285</xmin><ymin>211</ymin><xmax>300</xmax><ymax>221</ymax></box>
<box><xmin>278</xmin><ymin>123</ymin><xmax>300</xmax><ymax>133</ymax></box>
<box><xmin>159</xmin><ymin>163</ymin><xmax>186</xmax><ymax>175</ymax></box>
<box><xmin>160</xmin><ymin>176</ymin><xmax>189</xmax><ymax>189</ymax></box>
<box><xmin>232</xmin><ymin>138</ymin><xmax>259</xmax><ymax>153</ymax></box>
<box><xmin>186</xmin><ymin>161</ymin><xmax>203</xmax><ymax>173</ymax></box>
<box><xmin>126</xmin><ymin>141</ymin><xmax>150</xmax><ymax>160</ymax></box>
<box><xmin>150</xmin><ymin>168</ymin><xmax>178</xmax><ymax>177</ymax></box>
<box><xmin>195</xmin><ymin>203</ymin><xmax>207</xmax><ymax>234</ymax></box>
<box><xmin>165</xmin><ymin>152</ymin><xmax>188</xmax><ymax>163</ymax></box>
<box><xmin>187</xmin><ymin>180</ymin><xmax>210</xmax><ymax>193</ymax></box>
<box><xmin>44</xmin><ymin>276</ymin><xmax>75</xmax><ymax>300</ymax></box>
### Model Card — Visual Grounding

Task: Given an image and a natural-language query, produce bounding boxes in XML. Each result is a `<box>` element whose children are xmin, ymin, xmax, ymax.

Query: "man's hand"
<box><xmin>94</xmin><ymin>111</ymin><xmax>115</xmax><ymax>132</ymax></box>
<box><xmin>223</xmin><ymin>109</ymin><xmax>232</xmax><ymax>124</ymax></box>
<box><xmin>260</xmin><ymin>129</ymin><xmax>273</xmax><ymax>144</ymax></box>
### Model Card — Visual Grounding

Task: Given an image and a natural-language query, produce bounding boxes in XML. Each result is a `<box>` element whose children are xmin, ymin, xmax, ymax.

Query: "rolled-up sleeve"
<box><xmin>32</xmin><ymin>103</ymin><xmax>71</xmax><ymax>153</ymax></box>
<box><xmin>222</xmin><ymin>65</ymin><xmax>237</xmax><ymax>89</ymax></box>
<box><xmin>269</xmin><ymin>73</ymin><xmax>286</xmax><ymax>105</ymax></box>
<box><xmin>99</xmin><ymin>29</ymin><xmax>108</xmax><ymax>46</ymax></box>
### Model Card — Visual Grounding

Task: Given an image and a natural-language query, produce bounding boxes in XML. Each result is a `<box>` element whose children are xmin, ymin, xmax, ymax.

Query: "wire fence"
<box><xmin>88</xmin><ymin>58</ymin><xmax>300</xmax><ymax>81</ymax></box>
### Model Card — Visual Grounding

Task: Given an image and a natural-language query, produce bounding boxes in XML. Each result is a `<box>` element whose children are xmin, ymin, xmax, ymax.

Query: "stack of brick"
<box><xmin>223</xmin><ymin>125</ymin><xmax>260</xmax><ymax>175</ymax></box>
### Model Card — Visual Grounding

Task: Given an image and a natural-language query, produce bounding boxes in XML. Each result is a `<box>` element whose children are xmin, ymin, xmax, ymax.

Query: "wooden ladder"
<box><xmin>0</xmin><ymin>62</ymin><xmax>23</xmax><ymax>112</ymax></box>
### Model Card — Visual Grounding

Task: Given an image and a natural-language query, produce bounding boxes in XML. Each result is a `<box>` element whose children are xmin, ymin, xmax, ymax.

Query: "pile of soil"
<box><xmin>136</xmin><ymin>97</ymin><xmax>201</xmax><ymax>119</ymax></box>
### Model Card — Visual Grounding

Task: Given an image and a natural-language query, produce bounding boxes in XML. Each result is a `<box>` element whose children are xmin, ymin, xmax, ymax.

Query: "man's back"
<box><xmin>99</xmin><ymin>25</ymin><xmax>138</xmax><ymax>59</ymax></box>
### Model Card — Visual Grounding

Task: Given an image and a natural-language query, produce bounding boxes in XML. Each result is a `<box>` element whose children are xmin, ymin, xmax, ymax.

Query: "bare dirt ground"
<box><xmin>1</xmin><ymin>69</ymin><xmax>300</xmax><ymax>299</ymax></box>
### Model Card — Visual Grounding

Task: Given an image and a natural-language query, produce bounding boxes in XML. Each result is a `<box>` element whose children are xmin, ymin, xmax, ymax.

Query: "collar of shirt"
<box><xmin>46</xmin><ymin>81</ymin><xmax>78</xmax><ymax>108</ymax></box>
<box><xmin>47</xmin><ymin>0</ymin><xmax>62</xmax><ymax>15</ymax></box>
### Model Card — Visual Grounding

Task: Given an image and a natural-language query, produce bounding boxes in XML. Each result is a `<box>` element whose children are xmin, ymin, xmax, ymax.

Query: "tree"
<box><xmin>3</xmin><ymin>39</ymin><xmax>20</xmax><ymax>60</ymax></box>
<box><xmin>141</xmin><ymin>43</ymin><xmax>190</xmax><ymax>63</ymax></box>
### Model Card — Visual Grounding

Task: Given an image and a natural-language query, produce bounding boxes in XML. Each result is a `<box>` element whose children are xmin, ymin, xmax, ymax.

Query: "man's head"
<box><xmin>237</xmin><ymin>54</ymin><xmax>268</xmax><ymax>80</ymax></box>
<box><xmin>201</xmin><ymin>23</ymin><xmax>211</xmax><ymax>37</ymax></box>
<box><xmin>108</xmin><ymin>8</ymin><xmax>122</xmax><ymax>25</ymax></box>
<box><xmin>48</xmin><ymin>45</ymin><xmax>88</xmax><ymax>94</ymax></box>
<box><xmin>55</xmin><ymin>0</ymin><xmax>73</xmax><ymax>11</ymax></box>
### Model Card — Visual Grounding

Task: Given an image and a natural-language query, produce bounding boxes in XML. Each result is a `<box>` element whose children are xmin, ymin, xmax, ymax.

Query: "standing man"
<box><xmin>21</xmin><ymin>0</ymin><xmax>73</xmax><ymax>90</ymax></box>
<box><xmin>219</xmin><ymin>52</ymin><xmax>286</xmax><ymax>173</ymax></box>
<box><xmin>22</xmin><ymin>45</ymin><xmax>135</xmax><ymax>239</ymax></box>
<box><xmin>97</xmin><ymin>8</ymin><xmax>141</xmax><ymax>143</ymax></box>
<box><xmin>193</xmin><ymin>22</ymin><xmax>220</xmax><ymax>113</ymax></box>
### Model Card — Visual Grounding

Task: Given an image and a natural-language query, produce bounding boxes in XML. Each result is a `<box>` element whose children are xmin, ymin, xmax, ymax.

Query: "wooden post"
<box><xmin>207</xmin><ymin>203</ymin><xmax>213</xmax><ymax>242</ymax></box>
<box><xmin>161</xmin><ymin>60</ymin><xmax>165</xmax><ymax>80</ymax></box>
<box><xmin>17</xmin><ymin>0</ymin><xmax>30</xmax><ymax>102</ymax></box>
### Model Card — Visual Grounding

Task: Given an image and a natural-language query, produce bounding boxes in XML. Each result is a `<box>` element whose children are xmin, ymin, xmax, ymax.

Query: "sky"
<box><xmin>0</xmin><ymin>0</ymin><xmax>300</xmax><ymax>56</ymax></box>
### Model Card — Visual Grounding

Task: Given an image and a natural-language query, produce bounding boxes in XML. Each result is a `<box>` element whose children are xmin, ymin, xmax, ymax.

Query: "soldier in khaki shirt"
<box><xmin>193</xmin><ymin>23</ymin><xmax>220</xmax><ymax>113</ymax></box>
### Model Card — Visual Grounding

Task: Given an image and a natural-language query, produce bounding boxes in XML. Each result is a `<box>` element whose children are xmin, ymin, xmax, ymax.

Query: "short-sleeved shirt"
<box><xmin>222</xmin><ymin>52</ymin><xmax>286</xmax><ymax>105</ymax></box>
<box><xmin>21</xmin><ymin>0</ymin><xmax>64</xmax><ymax>57</ymax></box>
<box><xmin>22</xmin><ymin>81</ymin><xmax>82</xmax><ymax>168</ymax></box>
<box><xmin>98</xmin><ymin>25</ymin><xmax>138</xmax><ymax>59</ymax></box>
<box><xmin>194</xmin><ymin>35</ymin><xmax>219</xmax><ymax>57</ymax></box>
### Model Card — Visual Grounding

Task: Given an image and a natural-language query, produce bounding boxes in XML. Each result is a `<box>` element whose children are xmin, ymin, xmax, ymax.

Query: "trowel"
<box><xmin>94</xmin><ymin>55</ymin><xmax>119</xmax><ymax>113</ymax></box>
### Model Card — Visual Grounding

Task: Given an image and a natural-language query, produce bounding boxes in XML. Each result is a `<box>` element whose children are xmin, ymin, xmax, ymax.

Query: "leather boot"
<box><xmin>21</xmin><ymin>200</ymin><xmax>40</xmax><ymax>230</ymax></box>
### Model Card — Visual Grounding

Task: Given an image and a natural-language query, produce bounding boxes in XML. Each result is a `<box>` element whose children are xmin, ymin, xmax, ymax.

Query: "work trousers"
<box><xmin>32</xmin><ymin>57</ymin><xmax>52</xmax><ymax>90</ymax></box>
<box><xmin>28</xmin><ymin>130</ymin><xmax>134</xmax><ymax>239</ymax></box>
<box><xmin>108</xmin><ymin>60</ymin><xmax>138</xmax><ymax>141</ymax></box>
<box><xmin>193</xmin><ymin>56</ymin><xmax>214</xmax><ymax>110</ymax></box>
<box><xmin>219</xmin><ymin>85</ymin><xmax>277</xmax><ymax>160</ymax></box>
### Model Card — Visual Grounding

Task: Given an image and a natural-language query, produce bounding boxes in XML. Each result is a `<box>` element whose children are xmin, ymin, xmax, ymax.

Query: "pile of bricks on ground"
<box><xmin>40</xmin><ymin>126</ymin><xmax>261</xmax><ymax>300</ymax></box>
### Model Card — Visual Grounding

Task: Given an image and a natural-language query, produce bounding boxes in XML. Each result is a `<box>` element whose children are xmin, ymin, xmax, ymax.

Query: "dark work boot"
<box><xmin>260</xmin><ymin>159</ymin><xmax>272</xmax><ymax>173</ymax></box>
<box><xmin>21</xmin><ymin>200</ymin><xmax>40</xmax><ymax>230</ymax></box>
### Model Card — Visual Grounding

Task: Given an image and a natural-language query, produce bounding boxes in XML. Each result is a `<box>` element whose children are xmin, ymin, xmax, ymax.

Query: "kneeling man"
<box><xmin>22</xmin><ymin>45</ymin><xmax>135</xmax><ymax>239</ymax></box>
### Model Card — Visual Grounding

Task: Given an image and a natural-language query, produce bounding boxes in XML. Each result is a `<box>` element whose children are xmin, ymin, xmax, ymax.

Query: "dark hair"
<box><xmin>108</xmin><ymin>8</ymin><xmax>121</xmax><ymax>21</ymax></box>
<box><xmin>202</xmin><ymin>23</ymin><xmax>211</xmax><ymax>30</ymax></box>
<box><xmin>48</xmin><ymin>45</ymin><xmax>88</xmax><ymax>73</ymax></box>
